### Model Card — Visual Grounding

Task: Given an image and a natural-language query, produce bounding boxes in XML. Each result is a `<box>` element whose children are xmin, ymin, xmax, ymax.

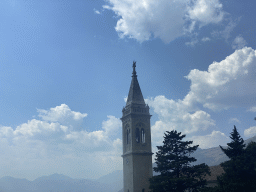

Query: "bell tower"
<box><xmin>121</xmin><ymin>62</ymin><xmax>153</xmax><ymax>192</ymax></box>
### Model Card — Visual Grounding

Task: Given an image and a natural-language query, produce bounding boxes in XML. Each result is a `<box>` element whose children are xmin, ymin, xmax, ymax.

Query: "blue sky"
<box><xmin>1</xmin><ymin>0</ymin><xmax>256</xmax><ymax>180</ymax></box>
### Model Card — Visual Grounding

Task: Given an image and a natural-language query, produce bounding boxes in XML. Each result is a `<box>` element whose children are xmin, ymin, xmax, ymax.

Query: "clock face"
<box><xmin>126</xmin><ymin>158</ymin><xmax>129</xmax><ymax>165</ymax></box>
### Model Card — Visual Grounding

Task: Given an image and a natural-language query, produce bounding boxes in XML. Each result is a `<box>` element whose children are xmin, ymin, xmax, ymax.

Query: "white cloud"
<box><xmin>102</xmin><ymin>115</ymin><xmax>122</xmax><ymax>136</ymax></box>
<box><xmin>244</xmin><ymin>126</ymin><xmax>256</xmax><ymax>138</ymax></box>
<box><xmin>228</xmin><ymin>118</ymin><xmax>241</xmax><ymax>124</ymax></box>
<box><xmin>104</xmin><ymin>0</ymin><xmax>225</xmax><ymax>43</ymax></box>
<box><xmin>146</xmin><ymin>47</ymin><xmax>256</xmax><ymax>146</ymax></box>
<box><xmin>185</xmin><ymin>47</ymin><xmax>256</xmax><ymax>110</ymax></box>
<box><xmin>37</xmin><ymin>104</ymin><xmax>87</xmax><ymax>130</ymax></box>
<box><xmin>93</xmin><ymin>8</ymin><xmax>101</xmax><ymax>14</ymax></box>
<box><xmin>202</xmin><ymin>37</ymin><xmax>210</xmax><ymax>42</ymax></box>
<box><xmin>0</xmin><ymin>104</ymin><xmax>122</xmax><ymax>180</ymax></box>
<box><xmin>38</xmin><ymin>104</ymin><xmax>87</xmax><ymax>122</ymax></box>
<box><xmin>248</xmin><ymin>106</ymin><xmax>256</xmax><ymax>112</ymax></box>
<box><xmin>232</xmin><ymin>35</ymin><xmax>247</xmax><ymax>50</ymax></box>
<box><xmin>190</xmin><ymin>131</ymin><xmax>229</xmax><ymax>149</ymax></box>
<box><xmin>0</xmin><ymin>126</ymin><xmax>13</xmax><ymax>137</ymax></box>
<box><xmin>187</xmin><ymin>0</ymin><xmax>224</xmax><ymax>26</ymax></box>
<box><xmin>113</xmin><ymin>138</ymin><xmax>122</xmax><ymax>150</ymax></box>
<box><xmin>185</xmin><ymin>38</ymin><xmax>199</xmax><ymax>46</ymax></box>
<box><xmin>0</xmin><ymin>105</ymin><xmax>112</xmax><ymax>148</ymax></box>
<box><xmin>65</xmin><ymin>130</ymin><xmax>109</xmax><ymax>147</ymax></box>
<box><xmin>14</xmin><ymin>119</ymin><xmax>68</xmax><ymax>137</ymax></box>
<box><xmin>146</xmin><ymin>96</ymin><xmax>215</xmax><ymax>145</ymax></box>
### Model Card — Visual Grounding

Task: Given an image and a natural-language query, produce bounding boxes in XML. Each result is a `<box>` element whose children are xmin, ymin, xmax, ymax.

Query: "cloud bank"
<box><xmin>0</xmin><ymin>104</ymin><xmax>122</xmax><ymax>180</ymax></box>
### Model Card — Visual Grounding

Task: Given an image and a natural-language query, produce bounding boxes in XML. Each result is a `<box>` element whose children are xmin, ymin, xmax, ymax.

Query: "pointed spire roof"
<box><xmin>126</xmin><ymin>61</ymin><xmax>146</xmax><ymax>106</ymax></box>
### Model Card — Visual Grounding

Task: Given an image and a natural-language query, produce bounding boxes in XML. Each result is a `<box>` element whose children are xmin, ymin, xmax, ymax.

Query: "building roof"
<box><xmin>126</xmin><ymin>61</ymin><xmax>146</xmax><ymax>106</ymax></box>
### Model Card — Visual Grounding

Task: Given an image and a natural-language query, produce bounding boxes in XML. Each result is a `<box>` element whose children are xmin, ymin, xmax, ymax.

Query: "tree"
<box><xmin>149</xmin><ymin>130</ymin><xmax>210</xmax><ymax>192</ymax></box>
<box><xmin>245</xmin><ymin>141</ymin><xmax>256</xmax><ymax>162</ymax></box>
<box><xmin>216</xmin><ymin>126</ymin><xmax>256</xmax><ymax>192</ymax></box>
<box><xmin>219</xmin><ymin>125</ymin><xmax>245</xmax><ymax>160</ymax></box>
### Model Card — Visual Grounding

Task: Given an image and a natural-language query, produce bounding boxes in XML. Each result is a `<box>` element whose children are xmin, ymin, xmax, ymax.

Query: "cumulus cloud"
<box><xmin>104</xmin><ymin>0</ymin><xmax>225</xmax><ymax>43</ymax></box>
<box><xmin>38</xmin><ymin>104</ymin><xmax>87</xmax><ymax>122</ymax></box>
<box><xmin>185</xmin><ymin>47</ymin><xmax>256</xmax><ymax>110</ymax></box>
<box><xmin>64</xmin><ymin>115</ymin><xmax>122</xmax><ymax>149</ymax></box>
<box><xmin>244</xmin><ymin>126</ymin><xmax>256</xmax><ymax>138</ymax></box>
<box><xmin>232</xmin><ymin>35</ymin><xmax>247</xmax><ymax>50</ymax></box>
<box><xmin>0</xmin><ymin>104</ymin><xmax>114</xmax><ymax>148</ymax></box>
<box><xmin>37</xmin><ymin>104</ymin><xmax>87</xmax><ymax>130</ymax></box>
<box><xmin>102</xmin><ymin>115</ymin><xmax>122</xmax><ymax>136</ymax></box>
<box><xmin>0</xmin><ymin>126</ymin><xmax>13</xmax><ymax>137</ymax></box>
<box><xmin>187</xmin><ymin>0</ymin><xmax>224</xmax><ymax>26</ymax></box>
<box><xmin>0</xmin><ymin>104</ymin><xmax>122</xmax><ymax>180</ymax></box>
<box><xmin>146</xmin><ymin>96</ymin><xmax>215</xmax><ymax>145</ymax></box>
<box><xmin>146</xmin><ymin>47</ymin><xmax>256</xmax><ymax>147</ymax></box>
<box><xmin>14</xmin><ymin>119</ymin><xmax>68</xmax><ymax>138</ymax></box>
<box><xmin>190</xmin><ymin>130</ymin><xmax>229</xmax><ymax>149</ymax></box>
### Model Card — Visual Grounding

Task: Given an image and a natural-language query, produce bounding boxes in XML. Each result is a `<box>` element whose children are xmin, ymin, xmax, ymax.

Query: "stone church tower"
<box><xmin>121</xmin><ymin>62</ymin><xmax>153</xmax><ymax>192</ymax></box>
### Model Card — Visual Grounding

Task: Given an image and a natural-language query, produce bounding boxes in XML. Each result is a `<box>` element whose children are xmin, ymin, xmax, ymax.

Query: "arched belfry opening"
<box><xmin>135</xmin><ymin>123</ymin><xmax>146</xmax><ymax>144</ymax></box>
<box><xmin>141</xmin><ymin>128</ymin><xmax>145</xmax><ymax>143</ymax></box>
<box><xmin>121</xmin><ymin>62</ymin><xmax>153</xmax><ymax>192</ymax></box>
<box><xmin>126</xmin><ymin>129</ymin><xmax>130</xmax><ymax>144</ymax></box>
<box><xmin>136</xmin><ymin>127</ymin><xmax>140</xmax><ymax>143</ymax></box>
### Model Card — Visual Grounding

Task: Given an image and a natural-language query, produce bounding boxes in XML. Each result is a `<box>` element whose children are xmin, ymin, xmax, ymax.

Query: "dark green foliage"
<box><xmin>217</xmin><ymin>156</ymin><xmax>256</xmax><ymax>191</ymax></box>
<box><xmin>219</xmin><ymin>125</ymin><xmax>245</xmax><ymax>160</ymax></box>
<box><xmin>149</xmin><ymin>130</ymin><xmax>210</xmax><ymax>192</ymax></box>
<box><xmin>216</xmin><ymin>126</ymin><xmax>256</xmax><ymax>192</ymax></box>
<box><xmin>200</xmin><ymin>186</ymin><xmax>221</xmax><ymax>192</ymax></box>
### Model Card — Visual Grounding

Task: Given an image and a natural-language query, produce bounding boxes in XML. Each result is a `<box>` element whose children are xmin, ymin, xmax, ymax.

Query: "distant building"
<box><xmin>121</xmin><ymin>62</ymin><xmax>153</xmax><ymax>192</ymax></box>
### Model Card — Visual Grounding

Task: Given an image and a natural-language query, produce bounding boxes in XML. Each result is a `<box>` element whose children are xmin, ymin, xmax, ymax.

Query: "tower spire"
<box><xmin>126</xmin><ymin>61</ymin><xmax>145</xmax><ymax>106</ymax></box>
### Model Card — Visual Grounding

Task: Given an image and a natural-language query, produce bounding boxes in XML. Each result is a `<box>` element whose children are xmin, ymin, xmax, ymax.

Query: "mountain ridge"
<box><xmin>0</xmin><ymin>173</ymin><xmax>122</xmax><ymax>192</ymax></box>
<box><xmin>0</xmin><ymin>135</ymin><xmax>255</xmax><ymax>192</ymax></box>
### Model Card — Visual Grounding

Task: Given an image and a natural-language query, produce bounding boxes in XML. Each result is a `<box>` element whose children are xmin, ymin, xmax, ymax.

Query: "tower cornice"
<box><xmin>121</xmin><ymin>104</ymin><xmax>151</xmax><ymax>120</ymax></box>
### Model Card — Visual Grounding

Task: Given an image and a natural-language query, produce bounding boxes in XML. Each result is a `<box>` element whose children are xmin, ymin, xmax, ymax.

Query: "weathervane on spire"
<box><xmin>132</xmin><ymin>61</ymin><xmax>137</xmax><ymax>76</ymax></box>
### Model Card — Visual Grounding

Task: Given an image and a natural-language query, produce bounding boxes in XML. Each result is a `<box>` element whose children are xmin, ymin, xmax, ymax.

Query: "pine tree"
<box><xmin>245</xmin><ymin>141</ymin><xmax>256</xmax><ymax>162</ymax></box>
<box><xmin>216</xmin><ymin>127</ymin><xmax>256</xmax><ymax>192</ymax></box>
<box><xmin>149</xmin><ymin>130</ymin><xmax>210</xmax><ymax>192</ymax></box>
<box><xmin>219</xmin><ymin>125</ymin><xmax>245</xmax><ymax>159</ymax></box>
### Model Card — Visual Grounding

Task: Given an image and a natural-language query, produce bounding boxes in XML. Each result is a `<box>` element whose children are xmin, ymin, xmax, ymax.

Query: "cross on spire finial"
<box><xmin>132</xmin><ymin>61</ymin><xmax>137</xmax><ymax>76</ymax></box>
